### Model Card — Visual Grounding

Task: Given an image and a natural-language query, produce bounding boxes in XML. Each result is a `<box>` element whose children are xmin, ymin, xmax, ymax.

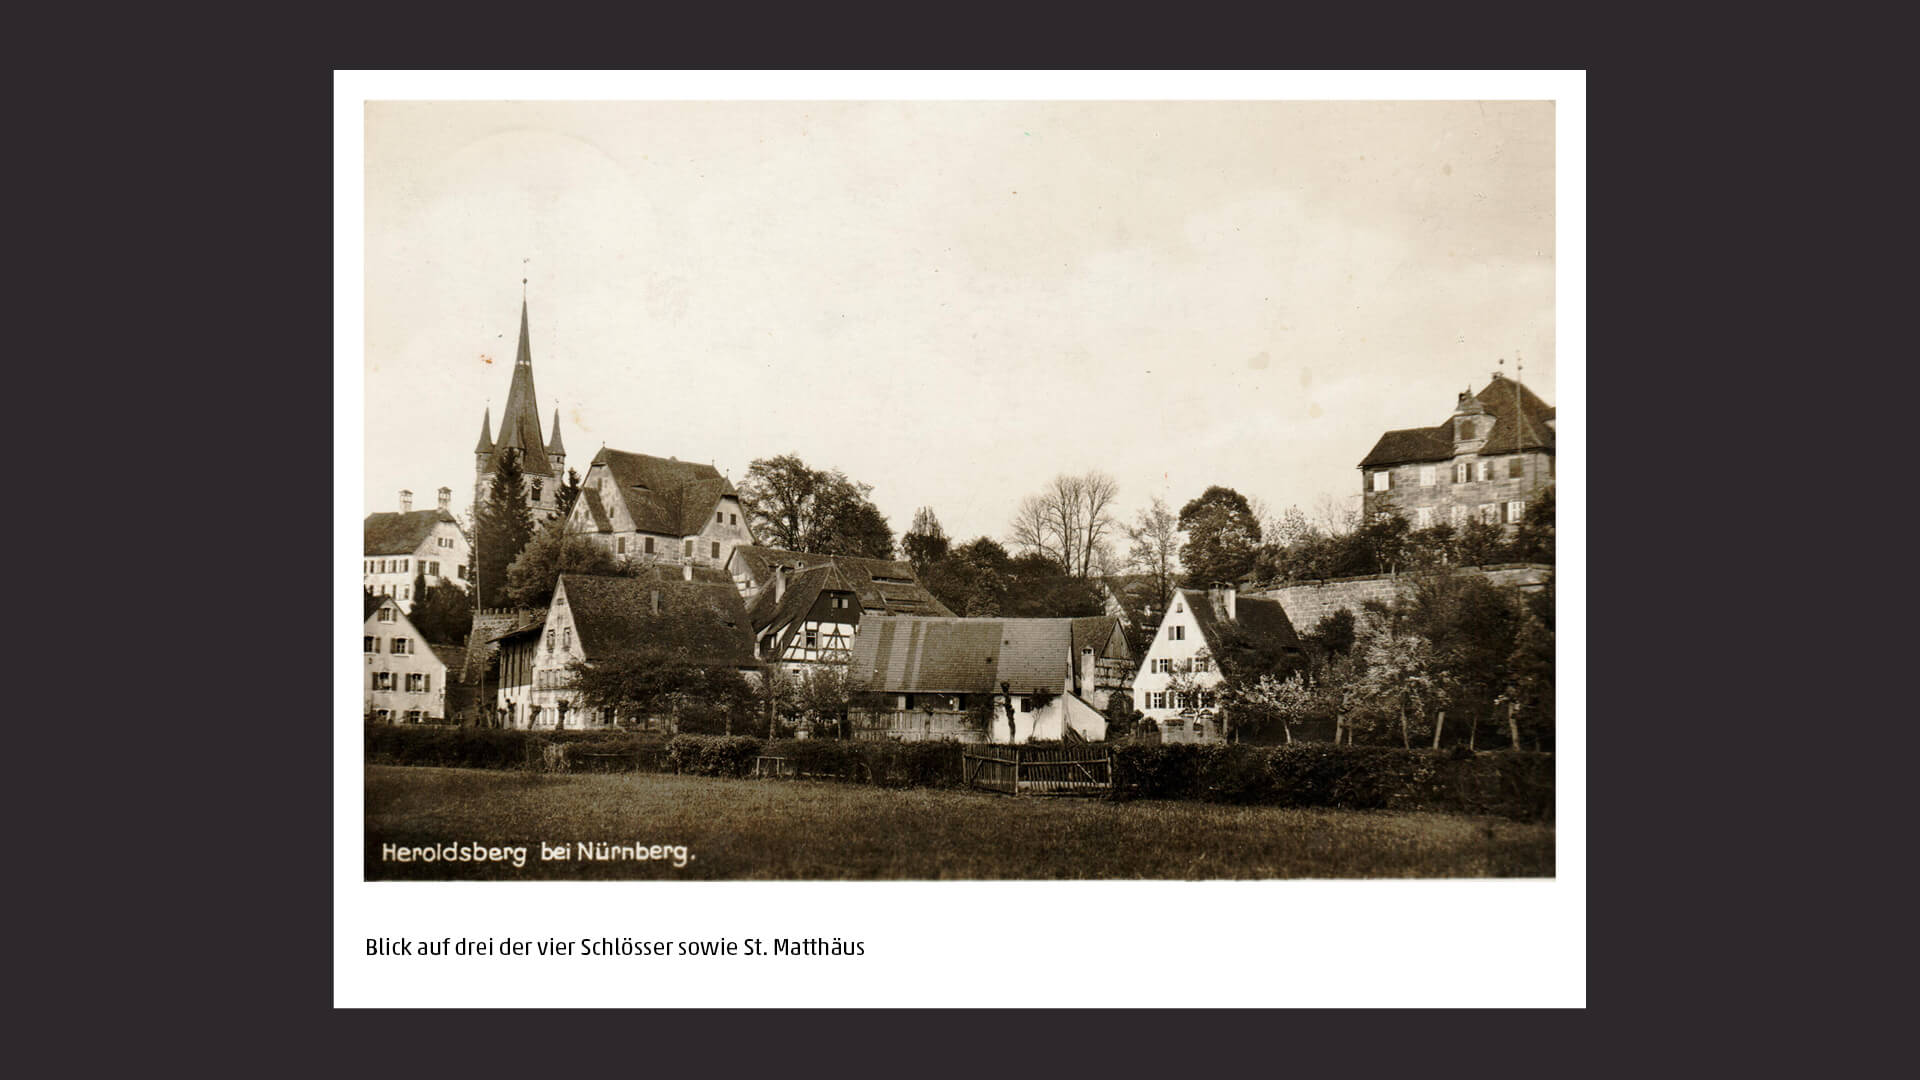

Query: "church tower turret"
<box><xmin>474</xmin><ymin>292</ymin><xmax>561</xmax><ymax>522</ymax></box>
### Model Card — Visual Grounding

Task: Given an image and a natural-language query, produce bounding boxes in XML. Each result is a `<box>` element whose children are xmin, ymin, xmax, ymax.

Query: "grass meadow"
<box><xmin>365</xmin><ymin>765</ymin><xmax>1555</xmax><ymax>880</ymax></box>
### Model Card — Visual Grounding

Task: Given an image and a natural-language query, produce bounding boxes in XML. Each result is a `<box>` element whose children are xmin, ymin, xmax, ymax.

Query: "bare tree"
<box><xmin>1008</xmin><ymin>471</ymin><xmax>1121</xmax><ymax>578</ymax></box>
<box><xmin>1126</xmin><ymin>495</ymin><xmax>1182</xmax><ymax>610</ymax></box>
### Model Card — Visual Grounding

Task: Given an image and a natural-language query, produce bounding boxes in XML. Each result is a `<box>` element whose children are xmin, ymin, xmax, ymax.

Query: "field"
<box><xmin>365</xmin><ymin>766</ymin><xmax>1555</xmax><ymax>880</ymax></box>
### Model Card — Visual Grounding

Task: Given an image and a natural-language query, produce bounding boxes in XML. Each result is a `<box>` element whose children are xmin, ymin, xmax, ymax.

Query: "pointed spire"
<box><xmin>547</xmin><ymin>408</ymin><xmax>566</xmax><ymax>456</ymax></box>
<box><xmin>474</xmin><ymin>407</ymin><xmax>493</xmax><ymax>453</ymax></box>
<box><xmin>515</xmin><ymin>299</ymin><xmax>533</xmax><ymax>367</ymax></box>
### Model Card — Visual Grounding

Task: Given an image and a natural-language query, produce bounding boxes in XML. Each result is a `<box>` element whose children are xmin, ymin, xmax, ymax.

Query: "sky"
<box><xmin>364</xmin><ymin>99</ymin><xmax>1554</xmax><ymax>552</ymax></box>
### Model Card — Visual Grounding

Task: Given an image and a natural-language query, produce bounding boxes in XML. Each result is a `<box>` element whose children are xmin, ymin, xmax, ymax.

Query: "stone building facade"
<box><xmin>1359</xmin><ymin>371</ymin><xmax>1555</xmax><ymax>531</ymax></box>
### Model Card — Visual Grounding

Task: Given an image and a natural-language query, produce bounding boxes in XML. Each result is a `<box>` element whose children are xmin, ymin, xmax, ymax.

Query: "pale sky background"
<box><xmin>364</xmin><ymin>100</ymin><xmax>1554</xmax><ymax>552</ymax></box>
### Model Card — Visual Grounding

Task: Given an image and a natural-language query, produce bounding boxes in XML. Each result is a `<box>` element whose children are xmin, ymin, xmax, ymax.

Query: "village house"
<box><xmin>727</xmin><ymin>545</ymin><xmax>951</xmax><ymax>675</ymax></box>
<box><xmin>1132</xmin><ymin>586</ymin><xmax>1304</xmax><ymax>743</ymax></box>
<box><xmin>472</xmin><ymin>299</ymin><xmax>568</xmax><ymax>524</ymax></box>
<box><xmin>1358</xmin><ymin>369</ymin><xmax>1556</xmax><ymax>531</ymax></box>
<box><xmin>364</xmin><ymin>594</ymin><xmax>457</xmax><ymax>723</ymax></box>
<box><xmin>489</xmin><ymin>566</ymin><xmax>757</xmax><ymax>731</ymax></box>
<box><xmin>362</xmin><ymin>488</ymin><xmax>469</xmax><ymax>611</ymax></box>
<box><xmin>564</xmin><ymin>448</ymin><xmax>754</xmax><ymax>573</ymax></box>
<box><xmin>844</xmin><ymin>616</ymin><xmax>1132</xmax><ymax>744</ymax></box>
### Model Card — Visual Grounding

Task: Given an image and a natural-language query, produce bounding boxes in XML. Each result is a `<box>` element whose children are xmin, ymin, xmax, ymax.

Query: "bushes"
<box><xmin>761</xmin><ymin>739</ymin><xmax>967</xmax><ymax>788</ymax></box>
<box><xmin>1112</xmin><ymin>743</ymin><xmax>1552</xmax><ymax>820</ymax></box>
<box><xmin>363</xmin><ymin>724</ymin><xmax>670</xmax><ymax>773</ymax></box>
<box><xmin>664</xmin><ymin>734</ymin><xmax>764</xmax><ymax>778</ymax></box>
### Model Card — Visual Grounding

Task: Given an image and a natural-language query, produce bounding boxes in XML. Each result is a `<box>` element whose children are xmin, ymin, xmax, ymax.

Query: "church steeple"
<box><xmin>474</xmin><ymin>406</ymin><xmax>494</xmax><ymax>454</ymax></box>
<box><xmin>547</xmin><ymin>408</ymin><xmax>566</xmax><ymax>461</ymax></box>
<box><xmin>491</xmin><ymin>298</ymin><xmax>551</xmax><ymax>478</ymax></box>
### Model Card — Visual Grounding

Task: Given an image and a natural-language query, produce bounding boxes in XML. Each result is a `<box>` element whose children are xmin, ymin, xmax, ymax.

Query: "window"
<box><xmin>1174</xmin><ymin>601</ymin><xmax>1183</xmax><ymax>613</ymax></box>
<box><xmin>407</xmin><ymin>672</ymin><xmax>425</xmax><ymax>692</ymax></box>
<box><xmin>546</xmin><ymin>630</ymin><xmax>555</xmax><ymax>651</ymax></box>
<box><xmin>427</xmin><ymin>561</ymin><xmax>439</xmax><ymax>577</ymax></box>
<box><xmin>364</xmin><ymin>636</ymin><xmax>376</xmax><ymax>653</ymax></box>
<box><xmin>1193</xmin><ymin>721</ymin><xmax>1207</xmax><ymax>739</ymax></box>
<box><xmin>1481</xmin><ymin>504</ymin><xmax>1500</xmax><ymax>525</ymax></box>
<box><xmin>731</xmin><ymin>513</ymin><xmax>738</xmax><ymax>525</ymax></box>
<box><xmin>372</xmin><ymin>672</ymin><xmax>394</xmax><ymax>691</ymax></box>
<box><xmin>562</xmin><ymin>627</ymin><xmax>572</xmax><ymax>650</ymax></box>
<box><xmin>1507</xmin><ymin>500</ymin><xmax>1526</xmax><ymax>523</ymax></box>
<box><xmin>645</xmin><ymin>537</ymin><xmax>655</xmax><ymax>554</ymax></box>
<box><xmin>375</xmin><ymin>708</ymin><xmax>392</xmax><ymax>721</ymax></box>
<box><xmin>1371</xmin><ymin>470</ymin><xmax>1390</xmax><ymax>492</ymax></box>
<box><xmin>717</xmin><ymin>512</ymin><xmax>724</xmax><ymax>524</ymax></box>
<box><xmin>1477</xmin><ymin>460</ymin><xmax>1492</xmax><ymax>482</ymax></box>
<box><xmin>684</xmin><ymin>540</ymin><xmax>694</xmax><ymax>557</ymax></box>
<box><xmin>1509</xmin><ymin>456</ymin><xmax>1524</xmax><ymax>479</ymax></box>
<box><xmin>711</xmin><ymin>541</ymin><xmax>720</xmax><ymax>559</ymax></box>
<box><xmin>1420</xmin><ymin>465</ymin><xmax>1436</xmax><ymax>487</ymax></box>
<box><xmin>1450</xmin><ymin>505</ymin><xmax>1469</xmax><ymax>527</ymax></box>
<box><xmin>1019</xmin><ymin>697</ymin><xmax>1034</xmax><ymax>713</ymax></box>
<box><xmin>1454</xmin><ymin>462</ymin><xmax>1470</xmax><ymax>484</ymax></box>
<box><xmin>806</xmin><ymin>630</ymin><xmax>819</xmax><ymax>648</ymax></box>
<box><xmin>1149</xmin><ymin>692</ymin><xmax>1166</xmax><ymax>709</ymax></box>
<box><xmin>617</xmin><ymin>536</ymin><xmax>626</xmax><ymax>554</ymax></box>
<box><xmin>1152</xmin><ymin>658</ymin><xmax>1171</xmax><ymax>674</ymax></box>
<box><xmin>1169</xmin><ymin>625</ymin><xmax>1185</xmax><ymax>641</ymax></box>
<box><xmin>405</xmin><ymin>710</ymin><xmax>423</xmax><ymax>723</ymax></box>
<box><xmin>531</xmin><ymin>481</ymin><xmax>543</xmax><ymax>501</ymax></box>
<box><xmin>457</xmin><ymin>564</ymin><xmax>467</xmax><ymax>580</ymax></box>
<box><xmin>390</xmin><ymin>637</ymin><xmax>410</xmax><ymax>655</ymax></box>
<box><xmin>1194</xmin><ymin>656</ymin><xmax>1210</xmax><ymax>672</ymax></box>
<box><xmin>1415</xmin><ymin>507</ymin><xmax>1434</xmax><ymax>528</ymax></box>
<box><xmin>401</xmin><ymin>587</ymin><xmax>410</xmax><ymax>600</ymax></box>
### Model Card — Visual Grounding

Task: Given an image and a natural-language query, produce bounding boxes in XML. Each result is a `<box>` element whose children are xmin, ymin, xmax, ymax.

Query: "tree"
<box><xmin>1002</xmin><ymin>553</ymin><xmax>1103</xmax><ymax>618</ymax></box>
<box><xmin>1178</xmin><ymin>486</ymin><xmax>1263</xmax><ymax>587</ymax></box>
<box><xmin>901</xmin><ymin>506</ymin><xmax>950</xmax><ymax>572</ymax></box>
<box><xmin>473</xmin><ymin>449</ymin><xmax>536</xmax><ymax>609</ymax></box>
<box><xmin>408</xmin><ymin>577</ymin><xmax>474</xmax><ymax>645</ymax></box>
<box><xmin>1007</xmin><ymin>471</ymin><xmax>1121</xmax><ymax>578</ymax></box>
<box><xmin>738</xmin><ymin>453</ymin><xmax>895</xmax><ymax>558</ymax></box>
<box><xmin>1344</xmin><ymin>613</ymin><xmax>1449</xmax><ymax>748</ymax></box>
<box><xmin>502</xmin><ymin>522</ymin><xmax>625</xmax><ymax>609</ymax></box>
<box><xmin>1223</xmin><ymin>673</ymin><xmax>1327</xmax><ymax>745</ymax></box>
<box><xmin>553</xmin><ymin>467</ymin><xmax>584</xmax><ymax>521</ymax></box>
<box><xmin>1510</xmin><ymin>485</ymin><xmax>1555</xmax><ymax>564</ymax></box>
<box><xmin>1126</xmin><ymin>495</ymin><xmax>1182</xmax><ymax>612</ymax></box>
<box><xmin>567</xmin><ymin>647</ymin><xmax>758</xmax><ymax>734</ymax></box>
<box><xmin>922</xmin><ymin>537</ymin><xmax>1013</xmax><ymax>617</ymax></box>
<box><xmin>1506</xmin><ymin>581</ymin><xmax>1555</xmax><ymax>750</ymax></box>
<box><xmin>1455</xmin><ymin>517</ymin><xmax>1509</xmax><ymax>567</ymax></box>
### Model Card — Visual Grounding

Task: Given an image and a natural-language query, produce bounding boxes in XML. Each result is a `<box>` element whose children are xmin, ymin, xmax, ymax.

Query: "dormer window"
<box><xmin>1458</xmin><ymin>419</ymin><xmax>1475</xmax><ymax>441</ymax></box>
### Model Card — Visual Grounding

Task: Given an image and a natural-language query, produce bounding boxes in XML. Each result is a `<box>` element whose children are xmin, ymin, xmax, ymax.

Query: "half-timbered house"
<box><xmin>727</xmin><ymin>545</ymin><xmax>952</xmax><ymax>675</ymax></box>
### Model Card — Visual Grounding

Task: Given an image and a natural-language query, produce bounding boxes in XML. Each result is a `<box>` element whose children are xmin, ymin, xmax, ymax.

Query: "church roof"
<box><xmin>547</xmin><ymin>409</ymin><xmax>566</xmax><ymax>457</ymax></box>
<box><xmin>364</xmin><ymin>509</ymin><xmax>461</xmax><ymax>556</ymax></box>
<box><xmin>484</xmin><ymin>301</ymin><xmax>553</xmax><ymax>479</ymax></box>
<box><xmin>589</xmin><ymin>448</ymin><xmax>739</xmax><ymax>537</ymax></box>
<box><xmin>474</xmin><ymin>407</ymin><xmax>493</xmax><ymax>453</ymax></box>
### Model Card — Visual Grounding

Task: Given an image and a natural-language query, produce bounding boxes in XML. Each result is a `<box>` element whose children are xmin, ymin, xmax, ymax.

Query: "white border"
<box><xmin>337</xmin><ymin>71</ymin><xmax>1585</xmax><ymax>1009</ymax></box>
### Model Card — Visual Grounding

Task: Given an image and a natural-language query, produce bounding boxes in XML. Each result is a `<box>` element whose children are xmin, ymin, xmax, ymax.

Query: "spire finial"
<box><xmin>522</xmin><ymin>257</ymin><xmax>529</xmax><ymax>300</ymax></box>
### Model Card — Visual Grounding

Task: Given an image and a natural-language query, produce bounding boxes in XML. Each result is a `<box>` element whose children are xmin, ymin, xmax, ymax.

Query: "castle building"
<box><xmin>1358</xmin><ymin>370</ymin><xmax>1556</xmax><ymax>530</ymax></box>
<box><xmin>473</xmin><ymin>299</ymin><xmax>567</xmax><ymax>524</ymax></box>
<box><xmin>564</xmin><ymin>448</ymin><xmax>755</xmax><ymax>573</ymax></box>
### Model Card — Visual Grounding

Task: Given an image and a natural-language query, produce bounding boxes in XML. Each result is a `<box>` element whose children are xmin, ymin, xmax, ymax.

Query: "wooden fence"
<box><xmin>962</xmin><ymin>745</ymin><xmax>1113</xmax><ymax>796</ymax></box>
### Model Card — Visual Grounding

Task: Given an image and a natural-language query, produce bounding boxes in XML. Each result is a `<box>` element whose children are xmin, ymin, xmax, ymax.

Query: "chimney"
<box><xmin>1210</xmin><ymin>584</ymin><xmax>1236</xmax><ymax>622</ymax></box>
<box><xmin>437</xmin><ymin>487</ymin><xmax>451</xmax><ymax>512</ymax></box>
<box><xmin>1079</xmin><ymin>646</ymin><xmax>1096</xmax><ymax>697</ymax></box>
<box><xmin>399</xmin><ymin>489</ymin><xmax>412</xmax><ymax>512</ymax></box>
<box><xmin>774</xmin><ymin>565</ymin><xmax>788</xmax><ymax>604</ymax></box>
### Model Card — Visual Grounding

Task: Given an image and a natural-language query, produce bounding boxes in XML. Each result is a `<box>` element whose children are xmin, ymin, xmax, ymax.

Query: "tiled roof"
<box><xmin>1094</xmin><ymin>574</ymin><xmax>1162</xmax><ymax>626</ymax></box>
<box><xmin>1178</xmin><ymin>589</ymin><xmax>1304</xmax><ymax>682</ymax></box>
<box><xmin>364</xmin><ymin>509</ymin><xmax>461</xmax><ymax>556</ymax></box>
<box><xmin>591</xmin><ymin>448</ymin><xmax>738</xmax><ymax>537</ymax></box>
<box><xmin>558</xmin><ymin>572</ymin><xmax>756</xmax><ymax>667</ymax></box>
<box><xmin>1069</xmin><ymin>616</ymin><xmax>1127</xmax><ymax>660</ymax></box>
<box><xmin>1359</xmin><ymin>376</ymin><xmax>1556</xmax><ymax>467</ymax></box>
<box><xmin>847</xmin><ymin>617</ymin><xmax>1080</xmax><ymax>694</ymax></box>
<box><xmin>732</xmin><ymin>545</ymin><xmax>951</xmax><ymax>617</ymax></box>
<box><xmin>428</xmin><ymin>643</ymin><xmax>467</xmax><ymax>675</ymax></box>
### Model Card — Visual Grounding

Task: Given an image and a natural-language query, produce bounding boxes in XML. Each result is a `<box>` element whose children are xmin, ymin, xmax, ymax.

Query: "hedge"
<box><xmin>1111</xmin><ymin>743</ymin><xmax>1552</xmax><ymax>820</ymax></box>
<box><xmin>365</xmin><ymin>726</ymin><xmax>1550</xmax><ymax>819</ymax></box>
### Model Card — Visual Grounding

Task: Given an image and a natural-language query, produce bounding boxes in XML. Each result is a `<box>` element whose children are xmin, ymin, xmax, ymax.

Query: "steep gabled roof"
<box><xmin>1177</xmin><ymin>588</ymin><xmax>1303</xmax><ymax>682</ymax></box>
<box><xmin>732</xmin><ymin>545</ymin><xmax>952</xmax><ymax>617</ymax></box>
<box><xmin>557</xmin><ymin>572</ymin><xmax>756</xmax><ymax>666</ymax></box>
<box><xmin>1069</xmin><ymin>616</ymin><xmax>1129</xmax><ymax>660</ymax></box>
<box><xmin>847</xmin><ymin>617</ymin><xmax>1079</xmax><ymax>694</ymax></box>
<box><xmin>1360</xmin><ymin>375</ymin><xmax>1556</xmax><ymax>467</ymax></box>
<box><xmin>364</xmin><ymin>509</ymin><xmax>461</xmax><ymax>556</ymax></box>
<box><xmin>589</xmin><ymin>448</ymin><xmax>738</xmax><ymax>537</ymax></box>
<box><xmin>1094</xmin><ymin>574</ymin><xmax>1163</xmax><ymax>626</ymax></box>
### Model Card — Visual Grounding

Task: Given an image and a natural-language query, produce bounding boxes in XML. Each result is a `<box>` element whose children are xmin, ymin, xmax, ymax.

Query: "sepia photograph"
<box><xmin>358</xmin><ymin>95</ymin><xmax>1561</xmax><ymax>884</ymax></box>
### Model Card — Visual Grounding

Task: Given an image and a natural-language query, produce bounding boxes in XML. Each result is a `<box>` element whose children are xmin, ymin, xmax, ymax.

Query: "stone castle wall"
<box><xmin>1250</xmin><ymin>563</ymin><xmax>1552</xmax><ymax>633</ymax></box>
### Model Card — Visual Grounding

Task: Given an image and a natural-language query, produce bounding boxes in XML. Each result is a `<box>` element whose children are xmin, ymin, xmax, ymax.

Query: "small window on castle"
<box><xmin>1477</xmin><ymin>460</ymin><xmax>1492</xmax><ymax>482</ymax></box>
<box><xmin>531</xmin><ymin>481</ymin><xmax>544</xmax><ymax>501</ymax></box>
<box><xmin>1420</xmin><ymin>466</ymin><xmax>1436</xmax><ymax>487</ymax></box>
<box><xmin>731</xmin><ymin>513</ymin><xmax>739</xmax><ymax>525</ymax></box>
<box><xmin>1508</xmin><ymin>500</ymin><xmax>1527</xmax><ymax>523</ymax></box>
<box><xmin>711</xmin><ymin>541</ymin><xmax>720</xmax><ymax>559</ymax></box>
<box><xmin>1454</xmin><ymin>463</ymin><xmax>1470</xmax><ymax>484</ymax></box>
<box><xmin>645</xmin><ymin>537</ymin><xmax>655</xmax><ymax>554</ymax></box>
<box><xmin>717</xmin><ymin>512</ymin><xmax>724</xmax><ymax>524</ymax></box>
<box><xmin>684</xmin><ymin>540</ymin><xmax>694</xmax><ymax>557</ymax></box>
<box><xmin>1372</xmin><ymin>471</ymin><xmax>1390</xmax><ymax>492</ymax></box>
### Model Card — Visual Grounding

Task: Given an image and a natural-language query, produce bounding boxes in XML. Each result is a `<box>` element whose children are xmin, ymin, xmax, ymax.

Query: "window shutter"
<box><xmin>424</xmin><ymin>674</ymin><xmax>431</xmax><ymax>691</ymax></box>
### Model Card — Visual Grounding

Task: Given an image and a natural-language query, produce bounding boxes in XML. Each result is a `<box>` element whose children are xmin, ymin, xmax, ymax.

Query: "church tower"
<box><xmin>473</xmin><ymin>298</ymin><xmax>562</xmax><ymax>522</ymax></box>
